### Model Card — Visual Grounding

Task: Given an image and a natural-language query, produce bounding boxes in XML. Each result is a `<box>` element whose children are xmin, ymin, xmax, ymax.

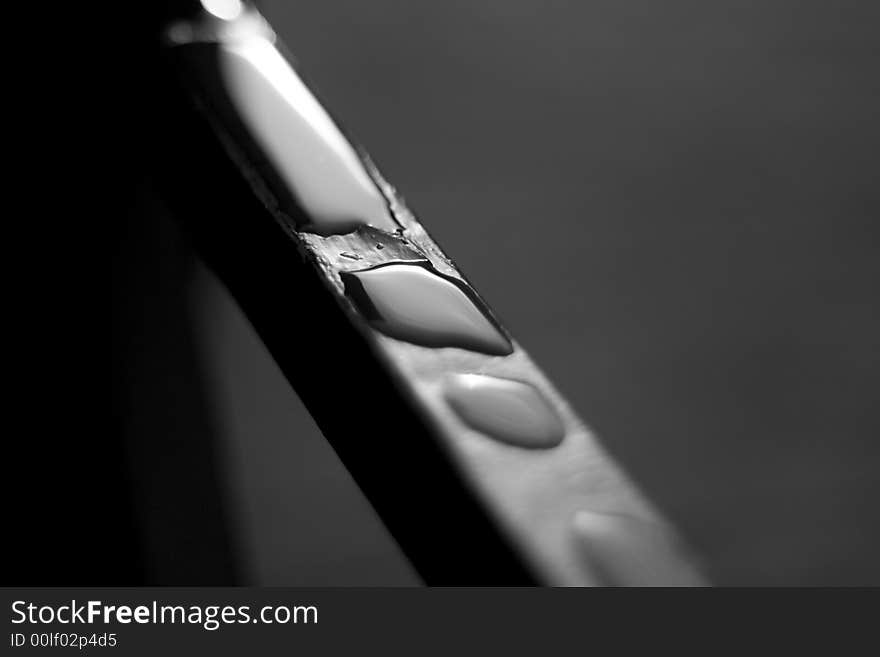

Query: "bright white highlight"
<box><xmin>220</xmin><ymin>37</ymin><xmax>398</xmax><ymax>234</ymax></box>
<box><xmin>201</xmin><ymin>0</ymin><xmax>244</xmax><ymax>21</ymax></box>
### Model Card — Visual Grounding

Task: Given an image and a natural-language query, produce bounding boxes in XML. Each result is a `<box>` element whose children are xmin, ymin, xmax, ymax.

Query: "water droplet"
<box><xmin>216</xmin><ymin>37</ymin><xmax>400</xmax><ymax>236</ymax></box>
<box><xmin>201</xmin><ymin>0</ymin><xmax>243</xmax><ymax>21</ymax></box>
<box><xmin>341</xmin><ymin>262</ymin><xmax>512</xmax><ymax>356</ymax></box>
<box><xmin>376</xmin><ymin>243</ymin><xmax>384</xmax><ymax>250</ymax></box>
<box><xmin>572</xmin><ymin>511</ymin><xmax>704</xmax><ymax>587</ymax></box>
<box><xmin>340</xmin><ymin>251</ymin><xmax>361</xmax><ymax>261</ymax></box>
<box><xmin>444</xmin><ymin>374</ymin><xmax>563</xmax><ymax>448</ymax></box>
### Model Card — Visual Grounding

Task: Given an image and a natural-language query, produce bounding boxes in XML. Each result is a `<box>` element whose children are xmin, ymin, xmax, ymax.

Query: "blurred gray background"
<box><xmin>181</xmin><ymin>0</ymin><xmax>880</xmax><ymax>585</ymax></box>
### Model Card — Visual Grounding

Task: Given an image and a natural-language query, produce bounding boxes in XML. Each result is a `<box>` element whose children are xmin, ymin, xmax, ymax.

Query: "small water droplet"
<box><xmin>341</xmin><ymin>262</ymin><xmax>512</xmax><ymax>355</ymax></box>
<box><xmin>444</xmin><ymin>374</ymin><xmax>563</xmax><ymax>448</ymax></box>
<box><xmin>376</xmin><ymin>243</ymin><xmax>384</xmax><ymax>250</ymax></box>
<box><xmin>572</xmin><ymin>512</ymin><xmax>704</xmax><ymax>587</ymax></box>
